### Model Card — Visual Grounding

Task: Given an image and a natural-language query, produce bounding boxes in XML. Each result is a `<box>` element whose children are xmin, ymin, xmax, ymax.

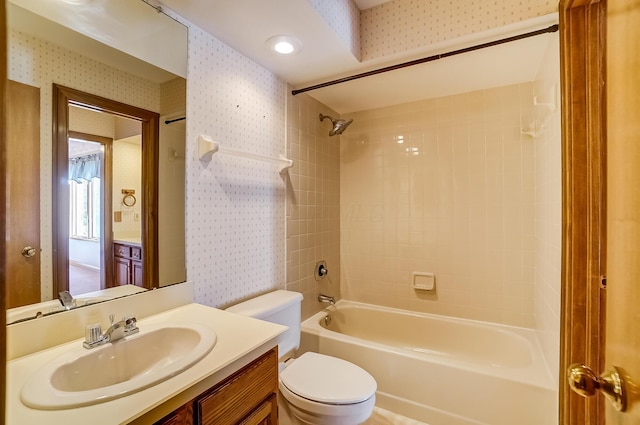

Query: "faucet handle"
<box><xmin>123</xmin><ymin>315</ymin><xmax>139</xmax><ymax>335</ymax></box>
<box><xmin>83</xmin><ymin>323</ymin><xmax>105</xmax><ymax>349</ymax></box>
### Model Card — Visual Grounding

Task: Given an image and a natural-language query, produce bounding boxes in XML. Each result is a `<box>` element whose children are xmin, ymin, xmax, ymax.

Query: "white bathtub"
<box><xmin>300</xmin><ymin>301</ymin><xmax>557</xmax><ymax>425</ymax></box>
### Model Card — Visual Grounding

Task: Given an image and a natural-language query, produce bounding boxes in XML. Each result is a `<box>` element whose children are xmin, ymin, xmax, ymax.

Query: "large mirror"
<box><xmin>6</xmin><ymin>0</ymin><xmax>188</xmax><ymax>323</ymax></box>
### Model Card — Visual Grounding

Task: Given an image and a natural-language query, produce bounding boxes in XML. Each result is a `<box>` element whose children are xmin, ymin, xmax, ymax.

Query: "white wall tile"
<box><xmin>341</xmin><ymin>82</ymin><xmax>538</xmax><ymax>327</ymax></box>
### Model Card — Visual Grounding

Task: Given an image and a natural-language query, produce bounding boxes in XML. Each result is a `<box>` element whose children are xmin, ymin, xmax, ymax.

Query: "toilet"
<box><xmin>226</xmin><ymin>290</ymin><xmax>376</xmax><ymax>425</ymax></box>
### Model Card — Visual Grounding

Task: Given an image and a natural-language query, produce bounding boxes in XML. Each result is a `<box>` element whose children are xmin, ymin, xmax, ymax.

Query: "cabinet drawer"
<box><xmin>197</xmin><ymin>349</ymin><xmax>278</xmax><ymax>425</ymax></box>
<box><xmin>131</xmin><ymin>246</ymin><xmax>142</xmax><ymax>260</ymax></box>
<box><xmin>239</xmin><ymin>394</ymin><xmax>277</xmax><ymax>425</ymax></box>
<box><xmin>114</xmin><ymin>243</ymin><xmax>131</xmax><ymax>258</ymax></box>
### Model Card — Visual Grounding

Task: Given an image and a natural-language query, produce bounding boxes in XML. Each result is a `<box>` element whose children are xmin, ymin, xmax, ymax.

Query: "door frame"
<box><xmin>1</xmin><ymin>1</ymin><xmax>7</xmax><ymax>420</ymax></box>
<box><xmin>559</xmin><ymin>0</ymin><xmax>607</xmax><ymax>424</ymax></box>
<box><xmin>52</xmin><ymin>84</ymin><xmax>159</xmax><ymax>293</ymax></box>
<box><xmin>67</xmin><ymin>130</ymin><xmax>113</xmax><ymax>292</ymax></box>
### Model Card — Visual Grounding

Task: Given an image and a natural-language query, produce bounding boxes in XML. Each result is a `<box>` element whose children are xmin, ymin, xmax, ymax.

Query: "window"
<box><xmin>69</xmin><ymin>178</ymin><xmax>101</xmax><ymax>240</ymax></box>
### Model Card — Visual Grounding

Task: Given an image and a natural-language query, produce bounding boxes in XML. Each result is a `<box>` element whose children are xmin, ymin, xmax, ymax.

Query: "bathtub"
<box><xmin>300</xmin><ymin>301</ymin><xmax>557</xmax><ymax>425</ymax></box>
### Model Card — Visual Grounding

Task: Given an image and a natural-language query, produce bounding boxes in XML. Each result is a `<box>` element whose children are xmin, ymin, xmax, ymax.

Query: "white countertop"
<box><xmin>6</xmin><ymin>303</ymin><xmax>286</xmax><ymax>425</ymax></box>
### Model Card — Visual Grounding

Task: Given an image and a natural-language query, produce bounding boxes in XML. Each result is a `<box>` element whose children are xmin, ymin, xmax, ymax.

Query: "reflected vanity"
<box><xmin>6</xmin><ymin>0</ymin><xmax>187</xmax><ymax>323</ymax></box>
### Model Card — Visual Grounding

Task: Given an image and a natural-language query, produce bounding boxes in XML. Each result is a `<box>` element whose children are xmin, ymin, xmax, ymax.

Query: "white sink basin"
<box><xmin>20</xmin><ymin>323</ymin><xmax>216</xmax><ymax>410</ymax></box>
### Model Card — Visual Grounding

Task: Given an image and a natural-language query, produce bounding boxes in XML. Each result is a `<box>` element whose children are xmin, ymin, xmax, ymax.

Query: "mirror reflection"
<box><xmin>6</xmin><ymin>0</ymin><xmax>188</xmax><ymax>324</ymax></box>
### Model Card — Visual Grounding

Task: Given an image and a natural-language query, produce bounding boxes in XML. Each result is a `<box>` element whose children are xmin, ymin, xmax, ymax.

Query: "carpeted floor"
<box><xmin>69</xmin><ymin>263</ymin><xmax>101</xmax><ymax>295</ymax></box>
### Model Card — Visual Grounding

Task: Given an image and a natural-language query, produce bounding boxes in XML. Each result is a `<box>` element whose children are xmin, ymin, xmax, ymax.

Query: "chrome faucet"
<box><xmin>318</xmin><ymin>294</ymin><xmax>335</xmax><ymax>305</ymax></box>
<box><xmin>83</xmin><ymin>314</ymin><xmax>139</xmax><ymax>349</ymax></box>
<box><xmin>58</xmin><ymin>290</ymin><xmax>75</xmax><ymax>310</ymax></box>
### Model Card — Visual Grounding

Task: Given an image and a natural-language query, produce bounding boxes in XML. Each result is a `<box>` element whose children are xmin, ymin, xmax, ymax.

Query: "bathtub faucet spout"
<box><xmin>318</xmin><ymin>294</ymin><xmax>335</xmax><ymax>305</ymax></box>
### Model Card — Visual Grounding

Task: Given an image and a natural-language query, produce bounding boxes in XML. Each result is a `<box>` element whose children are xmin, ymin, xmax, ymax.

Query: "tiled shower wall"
<box><xmin>285</xmin><ymin>91</ymin><xmax>341</xmax><ymax>320</ymax></box>
<box><xmin>533</xmin><ymin>34</ymin><xmax>562</xmax><ymax>383</ymax></box>
<box><xmin>340</xmin><ymin>83</ymin><xmax>538</xmax><ymax>327</ymax></box>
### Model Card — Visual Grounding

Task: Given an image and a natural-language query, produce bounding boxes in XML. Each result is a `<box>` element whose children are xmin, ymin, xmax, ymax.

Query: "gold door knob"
<box><xmin>21</xmin><ymin>246</ymin><xmax>37</xmax><ymax>258</ymax></box>
<box><xmin>567</xmin><ymin>363</ymin><xmax>626</xmax><ymax>412</ymax></box>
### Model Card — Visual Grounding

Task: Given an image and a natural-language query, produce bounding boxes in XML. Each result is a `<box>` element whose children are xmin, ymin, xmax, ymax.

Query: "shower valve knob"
<box><xmin>314</xmin><ymin>261</ymin><xmax>328</xmax><ymax>281</ymax></box>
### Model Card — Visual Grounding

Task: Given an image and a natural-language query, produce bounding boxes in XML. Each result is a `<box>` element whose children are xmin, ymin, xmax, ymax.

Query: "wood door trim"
<box><xmin>559</xmin><ymin>1</ymin><xmax>607</xmax><ymax>424</ymax></box>
<box><xmin>53</xmin><ymin>84</ymin><xmax>159</xmax><ymax>293</ymax></box>
<box><xmin>1</xmin><ymin>1</ymin><xmax>7</xmax><ymax>420</ymax></box>
<box><xmin>68</xmin><ymin>130</ymin><xmax>114</xmax><ymax>291</ymax></box>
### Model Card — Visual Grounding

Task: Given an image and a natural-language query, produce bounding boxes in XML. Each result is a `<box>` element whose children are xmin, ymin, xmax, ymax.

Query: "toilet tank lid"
<box><xmin>225</xmin><ymin>290</ymin><xmax>303</xmax><ymax>319</ymax></box>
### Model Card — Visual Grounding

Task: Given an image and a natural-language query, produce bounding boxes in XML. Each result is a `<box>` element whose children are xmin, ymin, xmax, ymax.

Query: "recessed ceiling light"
<box><xmin>266</xmin><ymin>35</ymin><xmax>302</xmax><ymax>55</ymax></box>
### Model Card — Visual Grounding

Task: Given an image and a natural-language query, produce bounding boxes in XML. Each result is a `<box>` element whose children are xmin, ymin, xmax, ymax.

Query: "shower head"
<box><xmin>319</xmin><ymin>113</ymin><xmax>353</xmax><ymax>137</ymax></box>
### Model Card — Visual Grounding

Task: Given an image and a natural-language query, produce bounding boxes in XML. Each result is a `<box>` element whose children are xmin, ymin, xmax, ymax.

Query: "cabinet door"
<box><xmin>114</xmin><ymin>257</ymin><xmax>130</xmax><ymax>286</ymax></box>
<box><xmin>132</xmin><ymin>260</ymin><xmax>143</xmax><ymax>287</ymax></box>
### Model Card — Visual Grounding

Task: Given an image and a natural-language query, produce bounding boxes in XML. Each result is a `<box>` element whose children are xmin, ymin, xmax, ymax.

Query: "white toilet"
<box><xmin>226</xmin><ymin>290</ymin><xmax>376</xmax><ymax>425</ymax></box>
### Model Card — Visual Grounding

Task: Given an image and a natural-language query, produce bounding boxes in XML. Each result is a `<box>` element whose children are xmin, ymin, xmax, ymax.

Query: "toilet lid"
<box><xmin>280</xmin><ymin>352</ymin><xmax>377</xmax><ymax>405</ymax></box>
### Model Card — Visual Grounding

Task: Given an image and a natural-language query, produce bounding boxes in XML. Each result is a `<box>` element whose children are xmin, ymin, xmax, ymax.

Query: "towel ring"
<box><xmin>122</xmin><ymin>193</ymin><xmax>136</xmax><ymax>207</ymax></box>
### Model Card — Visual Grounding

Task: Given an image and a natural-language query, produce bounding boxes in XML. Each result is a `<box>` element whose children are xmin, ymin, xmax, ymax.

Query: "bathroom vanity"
<box><xmin>6</xmin><ymin>283</ymin><xmax>286</xmax><ymax>425</ymax></box>
<box><xmin>113</xmin><ymin>241</ymin><xmax>144</xmax><ymax>287</ymax></box>
<box><xmin>156</xmin><ymin>348</ymin><xmax>278</xmax><ymax>425</ymax></box>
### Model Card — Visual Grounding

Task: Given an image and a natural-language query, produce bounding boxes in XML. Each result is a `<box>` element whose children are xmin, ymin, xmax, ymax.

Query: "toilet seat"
<box><xmin>280</xmin><ymin>352</ymin><xmax>377</xmax><ymax>405</ymax></box>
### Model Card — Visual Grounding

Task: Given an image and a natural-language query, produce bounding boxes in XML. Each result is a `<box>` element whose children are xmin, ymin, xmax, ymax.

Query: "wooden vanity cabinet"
<box><xmin>113</xmin><ymin>242</ymin><xmax>143</xmax><ymax>287</ymax></box>
<box><xmin>155</xmin><ymin>347</ymin><xmax>279</xmax><ymax>425</ymax></box>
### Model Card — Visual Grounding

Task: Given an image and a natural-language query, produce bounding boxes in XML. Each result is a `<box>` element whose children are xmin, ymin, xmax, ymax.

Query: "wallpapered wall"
<box><xmin>184</xmin><ymin>25</ymin><xmax>287</xmax><ymax>307</ymax></box>
<box><xmin>179</xmin><ymin>0</ymin><xmax>559</xmax><ymax>318</ymax></box>
<box><xmin>360</xmin><ymin>0</ymin><xmax>558</xmax><ymax>61</ymax></box>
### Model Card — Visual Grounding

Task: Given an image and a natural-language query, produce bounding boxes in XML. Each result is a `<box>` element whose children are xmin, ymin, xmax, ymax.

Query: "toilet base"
<box><xmin>277</xmin><ymin>391</ymin><xmax>375</xmax><ymax>425</ymax></box>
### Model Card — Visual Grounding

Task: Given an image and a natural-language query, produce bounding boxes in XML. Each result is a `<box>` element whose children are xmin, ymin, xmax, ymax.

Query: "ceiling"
<box><xmin>160</xmin><ymin>0</ymin><xmax>558</xmax><ymax>114</ymax></box>
<box><xmin>8</xmin><ymin>0</ymin><xmax>186</xmax><ymax>83</ymax></box>
<box><xmin>11</xmin><ymin>0</ymin><xmax>558</xmax><ymax>114</ymax></box>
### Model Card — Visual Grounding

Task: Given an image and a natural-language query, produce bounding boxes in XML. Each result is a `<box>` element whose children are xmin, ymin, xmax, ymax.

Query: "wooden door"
<box><xmin>6</xmin><ymin>80</ymin><xmax>41</xmax><ymax>308</ymax></box>
<box><xmin>605</xmin><ymin>0</ymin><xmax>640</xmax><ymax>422</ymax></box>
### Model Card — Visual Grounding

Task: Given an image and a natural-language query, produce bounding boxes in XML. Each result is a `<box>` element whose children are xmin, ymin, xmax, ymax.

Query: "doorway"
<box><xmin>52</xmin><ymin>84</ymin><xmax>159</xmax><ymax>296</ymax></box>
<box><xmin>67</xmin><ymin>132</ymin><xmax>111</xmax><ymax>295</ymax></box>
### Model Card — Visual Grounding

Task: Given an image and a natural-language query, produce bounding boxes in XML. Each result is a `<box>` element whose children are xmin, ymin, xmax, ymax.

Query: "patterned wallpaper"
<box><xmin>360</xmin><ymin>0</ymin><xmax>558</xmax><ymax>61</ymax></box>
<box><xmin>184</xmin><ymin>24</ymin><xmax>287</xmax><ymax>308</ymax></box>
<box><xmin>308</xmin><ymin>0</ymin><xmax>361</xmax><ymax>60</ymax></box>
<box><xmin>160</xmin><ymin>77</ymin><xmax>187</xmax><ymax>117</ymax></box>
<box><xmin>112</xmin><ymin>136</ymin><xmax>143</xmax><ymax>237</ymax></box>
<box><xmin>69</xmin><ymin>106</ymin><xmax>115</xmax><ymax>139</ymax></box>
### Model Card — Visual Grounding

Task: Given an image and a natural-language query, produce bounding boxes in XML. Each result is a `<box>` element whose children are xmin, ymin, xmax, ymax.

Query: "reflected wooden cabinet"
<box><xmin>113</xmin><ymin>242</ymin><xmax>143</xmax><ymax>287</ymax></box>
<box><xmin>155</xmin><ymin>348</ymin><xmax>278</xmax><ymax>425</ymax></box>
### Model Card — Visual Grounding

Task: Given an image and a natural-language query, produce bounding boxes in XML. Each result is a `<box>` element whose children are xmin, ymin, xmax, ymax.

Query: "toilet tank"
<box><xmin>226</xmin><ymin>290</ymin><xmax>303</xmax><ymax>360</ymax></box>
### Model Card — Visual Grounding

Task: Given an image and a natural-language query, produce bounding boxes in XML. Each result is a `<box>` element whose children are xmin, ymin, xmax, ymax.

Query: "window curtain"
<box><xmin>69</xmin><ymin>153</ymin><xmax>101</xmax><ymax>182</ymax></box>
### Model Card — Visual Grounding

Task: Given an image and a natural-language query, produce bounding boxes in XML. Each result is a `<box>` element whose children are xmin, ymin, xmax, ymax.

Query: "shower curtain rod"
<box><xmin>164</xmin><ymin>116</ymin><xmax>186</xmax><ymax>124</ymax></box>
<box><xmin>291</xmin><ymin>24</ymin><xmax>559</xmax><ymax>96</ymax></box>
